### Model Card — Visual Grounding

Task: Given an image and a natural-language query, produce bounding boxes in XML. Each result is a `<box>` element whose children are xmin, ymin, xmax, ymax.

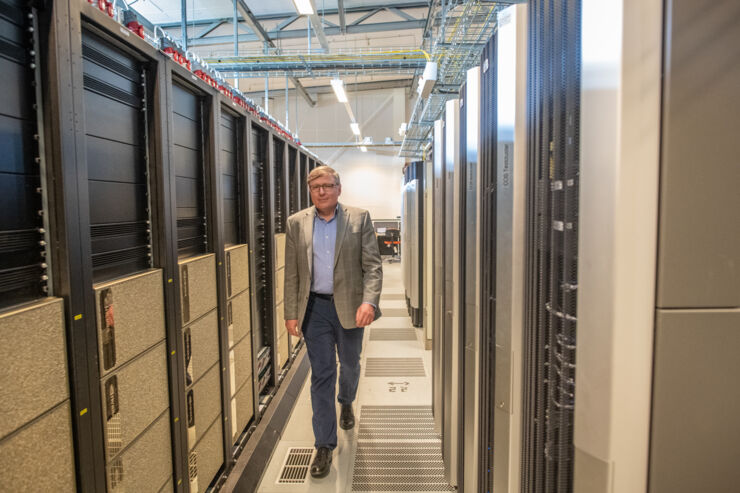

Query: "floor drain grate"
<box><xmin>370</xmin><ymin>328</ymin><xmax>417</xmax><ymax>341</ymax></box>
<box><xmin>276</xmin><ymin>447</ymin><xmax>313</xmax><ymax>484</ymax></box>
<box><xmin>365</xmin><ymin>358</ymin><xmax>426</xmax><ymax>377</ymax></box>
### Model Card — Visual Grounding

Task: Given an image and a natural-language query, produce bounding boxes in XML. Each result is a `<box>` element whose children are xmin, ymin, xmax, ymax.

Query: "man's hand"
<box><xmin>286</xmin><ymin>319</ymin><xmax>301</xmax><ymax>338</ymax></box>
<box><xmin>355</xmin><ymin>303</ymin><xmax>375</xmax><ymax>328</ymax></box>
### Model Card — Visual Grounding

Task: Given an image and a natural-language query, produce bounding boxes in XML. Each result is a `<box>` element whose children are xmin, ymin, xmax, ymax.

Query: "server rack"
<box><xmin>288</xmin><ymin>146</ymin><xmax>299</xmax><ymax>217</ymax></box>
<box><xmin>478</xmin><ymin>32</ymin><xmax>498</xmax><ymax>493</ymax></box>
<box><xmin>462</xmin><ymin>66</ymin><xmax>482</xmax><ymax>493</ymax></box>
<box><xmin>0</xmin><ymin>10</ymin><xmax>76</xmax><ymax>491</ymax></box>
<box><xmin>0</xmin><ymin>3</ymin><xmax>313</xmax><ymax>491</ymax></box>
<box><xmin>521</xmin><ymin>1</ymin><xmax>579</xmax><ymax>491</ymax></box>
<box><xmin>248</xmin><ymin>124</ymin><xmax>275</xmax><ymax>408</ymax></box>
<box><xmin>442</xmin><ymin>98</ymin><xmax>462</xmax><ymax>488</ymax></box>
<box><xmin>401</xmin><ymin>161</ymin><xmax>423</xmax><ymax>327</ymax></box>
<box><xmin>431</xmin><ymin>119</ymin><xmax>446</xmax><ymax>439</ymax></box>
<box><xmin>299</xmin><ymin>153</ymin><xmax>309</xmax><ymax>209</ymax></box>
<box><xmin>271</xmin><ymin>137</ymin><xmax>290</xmax><ymax>371</ymax></box>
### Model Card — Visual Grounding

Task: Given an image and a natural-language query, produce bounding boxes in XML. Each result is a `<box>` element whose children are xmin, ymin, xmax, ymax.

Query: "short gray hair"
<box><xmin>307</xmin><ymin>165</ymin><xmax>341</xmax><ymax>187</ymax></box>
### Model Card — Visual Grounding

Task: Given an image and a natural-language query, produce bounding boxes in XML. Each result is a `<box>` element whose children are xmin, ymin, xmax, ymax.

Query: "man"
<box><xmin>284</xmin><ymin>165</ymin><xmax>383</xmax><ymax>478</ymax></box>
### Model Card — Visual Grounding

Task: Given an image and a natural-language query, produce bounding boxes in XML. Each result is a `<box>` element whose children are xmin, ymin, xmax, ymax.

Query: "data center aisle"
<box><xmin>256</xmin><ymin>262</ymin><xmax>452</xmax><ymax>492</ymax></box>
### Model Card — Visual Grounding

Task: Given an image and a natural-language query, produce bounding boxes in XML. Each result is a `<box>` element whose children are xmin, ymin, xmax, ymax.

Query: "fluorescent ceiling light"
<box><xmin>360</xmin><ymin>146</ymin><xmax>368</xmax><ymax>152</ymax></box>
<box><xmin>350</xmin><ymin>123</ymin><xmax>361</xmax><ymax>135</ymax></box>
<box><xmin>331</xmin><ymin>78</ymin><xmax>348</xmax><ymax>103</ymax></box>
<box><xmin>292</xmin><ymin>0</ymin><xmax>314</xmax><ymax>15</ymax></box>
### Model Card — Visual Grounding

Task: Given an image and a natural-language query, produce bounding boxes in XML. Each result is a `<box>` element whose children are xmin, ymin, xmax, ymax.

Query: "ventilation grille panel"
<box><xmin>370</xmin><ymin>329</ymin><xmax>417</xmax><ymax>341</ymax></box>
<box><xmin>276</xmin><ymin>447</ymin><xmax>313</xmax><ymax>484</ymax></box>
<box><xmin>358</xmin><ymin>406</ymin><xmax>437</xmax><ymax>440</ymax></box>
<box><xmin>365</xmin><ymin>358</ymin><xmax>425</xmax><ymax>377</ymax></box>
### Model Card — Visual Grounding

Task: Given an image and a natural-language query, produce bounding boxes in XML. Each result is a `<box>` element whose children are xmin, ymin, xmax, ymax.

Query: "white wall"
<box><xmin>270</xmin><ymin>86</ymin><xmax>408</xmax><ymax>220</ymax></box>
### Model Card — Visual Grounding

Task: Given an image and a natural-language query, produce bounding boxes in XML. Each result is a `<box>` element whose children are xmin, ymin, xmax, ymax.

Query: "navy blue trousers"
<box><xmin>302</xmin><ymin>295</ymin><xmax>364</xmax><ymax>450</ymax></box>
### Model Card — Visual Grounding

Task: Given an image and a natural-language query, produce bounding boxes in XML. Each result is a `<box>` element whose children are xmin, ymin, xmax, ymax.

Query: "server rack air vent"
<box><xmin>365</xmin><ymin>358</ymin><xmax>426</xmax><ymax>377</ymax></box>
<box><xmin>276</xmin><ymin>447</ymin><xmax>313</xmax><ymax>484</ymax></box>
<box><xmin>82</xmin><ymin>30</ymin><xmax>151</xmax><ymax>282</ymax></box>
<box><xmin>0</xmin><ymin>0</ymin><xmax>48</xmax><ymax>308</ymax></box>
<box><xmin>173</xmin><ymin>83</ymin><xmax>207</xmax><ymax>258</ymax></box>
<box><xmin>220</xmin><ymin>110</ymin><xmax>241</xmax><ymax>246</ymax></box>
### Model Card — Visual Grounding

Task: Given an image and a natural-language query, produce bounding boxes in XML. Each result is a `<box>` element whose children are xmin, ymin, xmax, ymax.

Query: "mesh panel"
<box><xmin>521</xmin><ymin>1</ymin><xmax>581</xmax><ymax>492</ymax></box>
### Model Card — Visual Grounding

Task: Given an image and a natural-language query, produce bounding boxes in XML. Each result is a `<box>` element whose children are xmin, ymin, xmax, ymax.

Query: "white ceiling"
<box><xmin>127</xmin><ymin>0</ymin><xmax>427</xmax><ymax>24</ymax></box>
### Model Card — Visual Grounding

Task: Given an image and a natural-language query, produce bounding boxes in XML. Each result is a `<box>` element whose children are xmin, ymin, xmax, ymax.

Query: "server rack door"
<box><xmin>0</xmin><ymin>0</ymin><xmax>49</xmax><ymax>308</ymax></box>
<box><xmin>478</xmin><ymin>31</ymin><xmax>498</xmax><ymax>493</ymax></box>
<box><xmin>442</xmin><ymin>98</ymin><xmax>461</xmax><ymax>487</ymax></box>
<box><xmin>299</xmin><ymin>154</ymin><xmax>308</xmax><ymax>209</ymax></box>
<box><xmin>248</xmin><ymin>125</ymin><xmax>274</xmax><ymax>404</ymax></box>
<box><xmin>288</xmin><ymin>146</ymin><xmax>299</xmax><ymax>216</ymax></box>
<box><xmin>220</xmin><ymin>109</ymin><xmax>254</xmax><ymax>448</ymax></box>
<box><xmin>432</xmin><ymin>120</ymin><xmax>445</xmax><ymax>437</ymax></box>
<box><xmin>463</xmin><ymin>65</ymin><xmax>482</xmax><ymax>493</ymax></box>
<box><xmin>171</xmin><ymin>82</ymin><xmax>223</xmax><ymax>492</ymax></box>
<box><xmin>272</xmin><ymin>138</ymin><xmax>290</xmax><ymax>369</ymax></box>
<box><xmin>79</xmin><ymin>28</ymin><xmax>175</xmax><ymax>492</ymax></box>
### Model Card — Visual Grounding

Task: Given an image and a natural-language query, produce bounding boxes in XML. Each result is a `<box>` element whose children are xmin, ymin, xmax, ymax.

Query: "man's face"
<box><xmin>309</xmin><ymin>174</ymin><xmax>341</xmax><ymax>213</ymax></box>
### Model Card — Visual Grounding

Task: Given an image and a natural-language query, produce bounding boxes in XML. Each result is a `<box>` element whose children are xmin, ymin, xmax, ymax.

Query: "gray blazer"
<box><xmin>284</xmin><ymin>203</ymin><xmax>383</xmax><ymax>330</ymax></box>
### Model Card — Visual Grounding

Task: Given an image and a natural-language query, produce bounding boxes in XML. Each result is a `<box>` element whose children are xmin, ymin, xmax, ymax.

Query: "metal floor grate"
<box><xmin>358</xmin><ymin>406</ymin><xmax>439</xmax><ymax>440</ymax></box>
<box><xmin>382</xmin><ymin>308</ymin><xmax>411</xmax><ymax>317</ymax></box>
<box><xmin>365</xmin><ymin>358</ymin><xmax>426</xmax><ymax>377</ymax></box>
<box><xmin>352</xmin><ymin>440</ymin><xmax>454</xmax><ymax>491</ymax></box>
<box><xmin>370</xmin><ymin>328</ymin><xmax>417</xmax><ymax>341</ymax></box>
<box><xmin>276</xmin><ymin>447</ymin><xmax>313</xmax><ymax>484</ymax></box>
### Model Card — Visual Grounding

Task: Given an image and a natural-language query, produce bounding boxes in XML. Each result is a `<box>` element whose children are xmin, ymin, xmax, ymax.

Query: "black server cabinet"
<box><xmin>521</xmin><ymin>1</ymin><xmax>582</xmax><ymax>492</ymax></box>
<box><xmin>272</xmin><ymin>138</ymin><xmax>290</xmax><ymax>370</ymax></box>
<box><xmin>0</xmin><ymin>2</ymin><xmax>76</xmax><ymax>491</ymax></box>
<box><xmin>288</xmin><ymin>146</ymin><xmax>299</xmax><ymax>216</ymax></box>
<box><xmin>170</xmin><ymin>80</ymin><xmax>224</xmax><ymax>492</ymax></box>
<box><xmin>219</xmin><ymin>107</ymin><xmax>254</xmax><ymax>450</ymax></box>
<box><xmin>248</xmin><ymin>124</ymin><xmax>275</xmax><ymax>403</ymax></box>
<box><xmin>80</xmin><ymin>28</ymin><xmax>174</xmax><ymax>493</ymax></box>
<box><xmin>299</xmin><ymin>153</ymin><xmax>308</xmax><ymax>209</ymax></box>
<box><xmin>478</xmin><ymin>32</ymin><xmax>498</xmax><ymax>493</ymax></box>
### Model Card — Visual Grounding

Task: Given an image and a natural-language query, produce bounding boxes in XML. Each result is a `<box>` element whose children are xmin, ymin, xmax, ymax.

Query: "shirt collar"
<box><xmin>314</xmin><ymin>204</ymin><xmax>339</xmax><ymax>223</ymax></box>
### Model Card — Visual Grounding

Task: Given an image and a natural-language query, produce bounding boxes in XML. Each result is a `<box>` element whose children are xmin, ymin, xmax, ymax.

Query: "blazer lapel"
<box><xmin>334</xmin><ymin>204</ymin><xmax>349</xmax><ymax>268</ymax></box>
<box><xmin>304</xmin><ymin>207</ymin><xmax>315</xmax><ymax>277</ymax></box>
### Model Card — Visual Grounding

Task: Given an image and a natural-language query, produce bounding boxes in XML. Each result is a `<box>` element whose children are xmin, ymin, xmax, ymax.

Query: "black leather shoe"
<box><xmin>340</xmin><ymin>404</ymin><xmax>355</xmax><ymax>430</ymax></box>
<box><xmin>310</xmin><ymin>447</ymin><xmax>332</xmax><ymax>478</ymax></box>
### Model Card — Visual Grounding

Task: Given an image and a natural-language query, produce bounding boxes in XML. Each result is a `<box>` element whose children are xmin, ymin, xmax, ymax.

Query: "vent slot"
<box><xmin>365</xmin><ymin>358</ymin><xmax>426</xmax><ymax>377</ymax></box>
<box><xmin>276</xmin><ymin>447</ymin><xmax>313</xmax><ymax>484</ymax></box>
<box><xmin>370</xmin><ymin>328</ymin><xmax>417</xmax><ymax>342</ymax></box>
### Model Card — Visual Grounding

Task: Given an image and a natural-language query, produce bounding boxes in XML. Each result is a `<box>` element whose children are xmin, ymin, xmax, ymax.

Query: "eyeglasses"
<box><xmin>309</xmin><ymin>183</ymin><xmax>338</xmax><ymax>192</ymax></box>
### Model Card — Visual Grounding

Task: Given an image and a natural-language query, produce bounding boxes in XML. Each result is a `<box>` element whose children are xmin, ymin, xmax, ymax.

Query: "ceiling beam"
<box><xmin>233</xmin><ymin>0</ymin><xmax>316</xmax><ymax>107</ymax></box>
<box><xmin>308</xmin><ymin>13</ymin><xmax>329</xmax><ymax>51</ymax></box>
<box><xmin>337</xmin><ymin>0</ymin><xmax>346</xmax><ymax>33</ymax></box>
<box><xmin>351</xmin><ymin>8</ymin><xmax>381</xmax><ymax>26</ymax></box>
<box><xmin>196</xmin><ymin>20</ymin><xmax>225</xmax><ymax>39</ymax></box>
<box><xmin>386</xmin><ymin>7</ymin><xmax>417</xmax><ymax>21</ymax></box>
<box><xmin>185</xmin><ymin>19</ymin><xmax>426</xmax><ymax>46</ymax></box>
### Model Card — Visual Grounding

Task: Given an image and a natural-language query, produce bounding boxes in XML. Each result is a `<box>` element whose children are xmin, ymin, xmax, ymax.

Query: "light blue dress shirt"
<box><xmin>311</xmin><ymin>208</ymin><xmax>337</xmax><ymax>294</ymax></box>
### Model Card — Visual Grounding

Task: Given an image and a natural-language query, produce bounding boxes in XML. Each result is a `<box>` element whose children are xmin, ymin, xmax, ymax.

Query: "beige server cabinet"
<box><xmin>274</xmin><ymin>233</ymin><xmax>291</xmax><ymax>368</ymax></box>
<box><xmin>94</xmin><ymin>270</ymin><xmax>172</xmax><ymax>492</ymax></box>
<box><xmin>574</xmin><ymin>1</ymin><xmax>740</xmax><ymax>493</ymax></box>
<box><xmin>0</xmin><ymin>299</ymin><xmax>77</xmax><ymax>491</ymax></box>
<box><xmin>225</xmin><ymin>244</ymin><xmax>254</xmax><ymax>444</ymax></box>
<box><xmin>179</xmin><ymin>254</ymin><xmax>224</xmax><ymax>492</ymax></box>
